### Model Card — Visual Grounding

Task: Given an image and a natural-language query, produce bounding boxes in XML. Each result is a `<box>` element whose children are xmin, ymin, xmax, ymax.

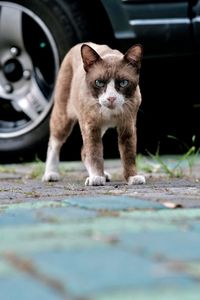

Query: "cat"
<box><xmin>42</xmin><ymin>42</ymin><xmax>145</xmax><ymax>186</ymax></box>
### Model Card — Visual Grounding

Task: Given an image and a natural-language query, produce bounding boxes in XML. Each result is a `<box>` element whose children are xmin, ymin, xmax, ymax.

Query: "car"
<box><xmin>0</xmin><ymin>0</ymin><xmax>200</xmax><ymax>161</ymax></box>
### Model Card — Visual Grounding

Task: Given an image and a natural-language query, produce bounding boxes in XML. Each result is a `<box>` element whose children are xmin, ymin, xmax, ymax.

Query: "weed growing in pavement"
<box><xmin>146</xmin><ymin>135</ymin><xmax>200</xmax><ymax>177</ymax></box>
<box><xmin>136</xmin><ymin>154</ymin><xmax>160</xmax><ymax>174</ymax></box>
<box><xmin>27</xmin><ymin>155</ymin><xmax>45</xmax><ymax>179</ymax></box>
<box><xmin>29</xmin><ymin>161</ymin><xmax>45</xmax><ymax>179</ymax></box>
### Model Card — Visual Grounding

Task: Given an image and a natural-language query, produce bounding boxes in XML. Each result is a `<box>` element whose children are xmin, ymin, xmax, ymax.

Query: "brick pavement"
<box><xmin>0</xmin><ymin>158</ymin><xmax>200</xmax><ymax>300</ymax></box>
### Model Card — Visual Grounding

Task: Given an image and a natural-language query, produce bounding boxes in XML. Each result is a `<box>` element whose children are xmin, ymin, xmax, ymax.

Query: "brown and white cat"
<box><xmin>42</xmin><ymin>42</ymin><xmax>145</xmax><ymax>186</ymax></box>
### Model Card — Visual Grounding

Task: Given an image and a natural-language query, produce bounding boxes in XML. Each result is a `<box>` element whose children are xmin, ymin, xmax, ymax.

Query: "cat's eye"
<box><xmin>95</xmin><ymin>79</ymin><xmax>105</xmax><ymax>88</ymax></box>
<box><xmin>119</xmin><ymin>80</ymin><xmax>129</xmax><ymax>87</ymax></box>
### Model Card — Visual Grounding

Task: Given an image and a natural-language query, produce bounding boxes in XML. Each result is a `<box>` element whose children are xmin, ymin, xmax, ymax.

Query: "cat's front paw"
<box><xmin>42</xmin><ymin>171</ymin><xmax>61</xmax><ymax>182</ymax></box>
<box><xmin>85</xmin><ymin>175</ymin><xmax>106</xmax><ymax>186</ymax></box>
<box><xmin>128</xmin><ymin>175</ymin><xmax>146</xmax><ymax>185</ymax></box>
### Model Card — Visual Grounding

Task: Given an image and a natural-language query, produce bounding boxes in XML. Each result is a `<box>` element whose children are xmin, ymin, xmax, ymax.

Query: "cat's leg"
<box><xmin>101</xmin><ymin>128</ymin><xmax>111</xmax><ymax>182</ymax></box>
<box><xmin>118</xmin><ymin>125</ymin><xmax>145</xmax><ymax>185</ymax></box>
<box><xmin>42</xmin><ymin>115</ymin><xmax>76</xmax><ymax>182</ymax></box>
<box><xmin>42</xmin><ymin>53</ymin><xmax>76</xmax><ymax>182</ymax></box>
<box><xmin>81</xmin><ymin>124</ymin><xmax>105</xmax><ymax>186</ymax></box>
<box><xmin>42</xmin><ymin>136</ymin><xmax>63</xmax><ymax>182</ymax></box>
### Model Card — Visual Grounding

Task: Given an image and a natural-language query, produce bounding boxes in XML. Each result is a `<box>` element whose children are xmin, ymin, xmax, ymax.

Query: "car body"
<box><xmin>0</xmin><ymin>0</ymin><xmax>200</xmax><ymax>161</ymax></box>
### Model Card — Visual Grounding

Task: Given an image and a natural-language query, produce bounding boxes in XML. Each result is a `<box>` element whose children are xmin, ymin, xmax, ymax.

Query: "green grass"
<box><xmin>145</xmin><ymin>135</ymin><xmax>200</xmax><ymax>177</ymax></box>
<box><xmin>27</xmin><ymin>159</ymin><xmax>70</xmax><ymax>179</ymax></box>
<box><xmin>28</xmin><ymin>162</ymin><xmax>45</xmax><ymax>179</ymax></box>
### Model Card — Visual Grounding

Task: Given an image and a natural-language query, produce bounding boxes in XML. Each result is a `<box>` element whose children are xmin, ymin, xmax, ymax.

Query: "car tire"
<box><xmin>0</xmin><ymin>0</ymin><xmax>88</xmax><ymax>161</ymax></box>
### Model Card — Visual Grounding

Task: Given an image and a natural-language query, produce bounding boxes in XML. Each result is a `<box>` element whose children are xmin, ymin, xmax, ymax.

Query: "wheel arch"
<box><xmin>59</xmin><ymin>0</ymin><xmax>117</xmax><ymax>47</ymax></box>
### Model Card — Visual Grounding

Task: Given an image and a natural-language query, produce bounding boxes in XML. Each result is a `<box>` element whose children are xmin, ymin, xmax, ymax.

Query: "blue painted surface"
<box><xmin>0</xmin><ymin>209</ymin><xmax>38</xmax><ymax>226</ymax></box>
<box><xmin>0</xmin><ymin>277</ymin><xmax>63</xmax><ymax>300</ymax></box>
<box><xmin>65</xmin><ymin>195</ymin><xmax>165</xmax><ymax>210</ymax></box>
<box><xmin>30</xmin><ymin>248</ymin><xmax>198</xmax><ymax>298</ymax></box>
<box><xmin>1</xmin><ymin>196</ymin><xmax>200</xmax><ymax>299</ymax></box>
<box><xmin>0</xmin><ymin>206</ymin><xmax>97</xmax><ymax>226</ymax></box>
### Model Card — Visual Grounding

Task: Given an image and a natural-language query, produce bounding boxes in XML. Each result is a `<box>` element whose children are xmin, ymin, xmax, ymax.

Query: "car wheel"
<box><xmin>0</xmin><ymin>0</ymin><xmax>82</xmax><ymax>161</ymax></box>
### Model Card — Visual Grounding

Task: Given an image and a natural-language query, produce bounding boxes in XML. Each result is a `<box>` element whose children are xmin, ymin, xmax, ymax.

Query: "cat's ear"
<box><xmin>81</xmin><ymin>44</ymin><xmax>101</xmax><ymax>72</ymax></box>
<box><xmin>124</xmin><ymin>44</ymin><xmax>143</xmax><ymax>70</ymax></box>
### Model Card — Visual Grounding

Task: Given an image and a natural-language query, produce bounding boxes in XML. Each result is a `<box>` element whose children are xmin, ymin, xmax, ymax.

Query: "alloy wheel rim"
<box><xmin>0</xmin><ymin>2</ymin><xmax>59</xmax><ymax>138</ymax></box>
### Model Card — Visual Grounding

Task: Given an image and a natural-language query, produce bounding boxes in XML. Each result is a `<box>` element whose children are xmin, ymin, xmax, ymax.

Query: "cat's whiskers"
<box><xmin>124</xmin><ymin>100</ymin><xmax>136</xmax><ymax>115</ymax></box>
<box><xmin>99</xmin><ymin>103</ymin><xmax>124</xmax><ymax>119</ymax></box>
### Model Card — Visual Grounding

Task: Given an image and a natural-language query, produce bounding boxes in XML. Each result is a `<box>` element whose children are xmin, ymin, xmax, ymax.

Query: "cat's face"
<box><xmin>97</xmin><ymin>79</ymin><xmax>125</xmax><ymax>110</ymax></box>
<box><xmin>81</xmin><ymin>44</ymin><xmax>142</xmax><ymax>111</ymax></box>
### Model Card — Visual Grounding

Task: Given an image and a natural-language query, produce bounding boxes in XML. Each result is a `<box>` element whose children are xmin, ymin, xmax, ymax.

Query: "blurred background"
<box><xmin>0</xmin><ymin>0</ymin><xmax>200</xmax><ymax>162</ymax></box>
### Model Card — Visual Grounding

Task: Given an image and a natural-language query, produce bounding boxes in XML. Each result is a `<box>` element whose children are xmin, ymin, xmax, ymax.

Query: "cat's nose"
<box><xmin>107</xmin><ymin>96</ymin><xmax>116</xmax><ymax>104</ymax></box>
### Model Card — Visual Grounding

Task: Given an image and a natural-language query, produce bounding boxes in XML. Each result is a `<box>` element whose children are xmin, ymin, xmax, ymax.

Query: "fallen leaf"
<box><xmin>162</xmin><ymin>201</ymin><xmax>183</xmax><ymax>209</ymax></box>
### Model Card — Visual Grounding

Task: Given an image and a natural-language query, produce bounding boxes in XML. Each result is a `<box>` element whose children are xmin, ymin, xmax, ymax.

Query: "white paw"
<box><xmin>42</xmin><ymin>171</ymin><xmax>61</xmax><ymax>182</ymax></box>
<box><xmin>104</xmin><ymin>171</ymin><xmax>111</xmax><ymax>182</ymax></box>
<box><xmin>128</xmin><ymin>175</ymin><xmax>146</xmax><ymax>185</ymax></box>
<box><xmin>85</xmin><ymin>175</ymin><xmax>106</xmax><ymax>186</ymax></box>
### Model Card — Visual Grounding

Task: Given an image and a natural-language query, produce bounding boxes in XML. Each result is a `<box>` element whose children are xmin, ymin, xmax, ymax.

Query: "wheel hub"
<box><xmin>3</xmin><ymin>58</ymin><xmax>23</xmax><ymax>82</ymax></box>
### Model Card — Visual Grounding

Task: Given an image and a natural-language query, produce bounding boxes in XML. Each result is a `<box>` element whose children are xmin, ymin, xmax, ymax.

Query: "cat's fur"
<box><xmin>42</xmin><ymin>42</ymin><xmax>145</xmax><ymax>186</ymax></box>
